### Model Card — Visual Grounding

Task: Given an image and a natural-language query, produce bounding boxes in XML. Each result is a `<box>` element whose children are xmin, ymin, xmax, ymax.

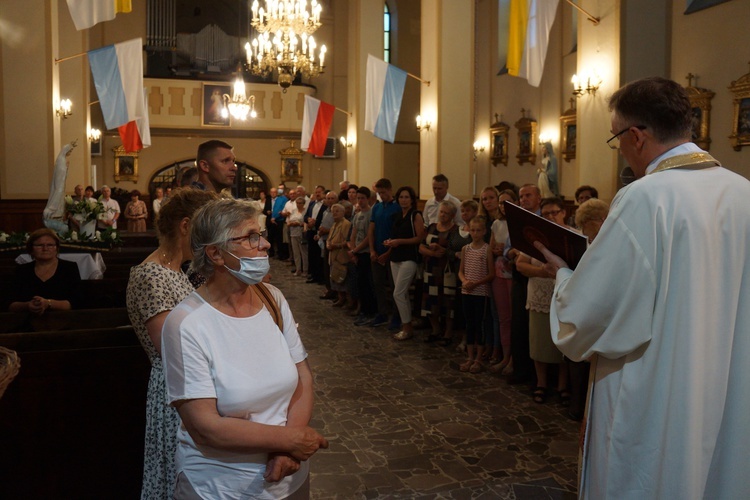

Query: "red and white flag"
<box><xmin>301</xmin><ymin>95</ymin><xmax>334</xmax><ymax>156</ymax></box>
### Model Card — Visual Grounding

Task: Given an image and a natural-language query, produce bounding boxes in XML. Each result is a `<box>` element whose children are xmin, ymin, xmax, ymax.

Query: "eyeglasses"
<box><xmin>541</xmin><ymin>209</ymin><xmax>563</xmax><ymax>218</ymax></box>
<box><xmin>32</xmin><ymin>243</ymin><xmax>57</xmax><ymax>249</ymax></box>
<box><xmin>606</xmin><ymin>125</ymin><xmax>646</xmax><ymax>150</ymax></box>
<box><xmin>226</xmin><ymin>231</ymin><xmax>263</xmax><ymax>249</ymax></box>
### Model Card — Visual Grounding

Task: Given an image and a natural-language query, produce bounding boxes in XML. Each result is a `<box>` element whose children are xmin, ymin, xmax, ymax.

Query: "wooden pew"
<box><xmin>0</xmin><ymin>326</ymin><xmax>149</xmax><ymax>499</ymax></box>
<box><xmin>0</xmin><ymin>308</ymin><xmax>131</xmax><ymax>334</ymax></box>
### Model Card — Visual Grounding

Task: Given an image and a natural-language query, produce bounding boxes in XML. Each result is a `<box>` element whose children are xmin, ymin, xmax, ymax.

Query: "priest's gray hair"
<box><xmin>190</xmin><ymin>198</ymin><xmax>258</xmax><ymax>277</ymax></box>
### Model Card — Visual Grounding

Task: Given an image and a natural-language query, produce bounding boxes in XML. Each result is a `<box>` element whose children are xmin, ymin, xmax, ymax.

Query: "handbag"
<box><xmin>443</xmin><ymin>261</ymin><xmax>457</xmax><ymax>296</ymax></box>
<box><xmin>330</xmin><ymin>260</ymin><xmax>348</xmax><ymax>283</ymax></box>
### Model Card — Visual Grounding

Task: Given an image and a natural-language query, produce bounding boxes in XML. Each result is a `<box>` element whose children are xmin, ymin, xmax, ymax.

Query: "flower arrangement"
<box><xmin>0</xmin><ymin>230</ymin><xmax>29</xmax><ymax>250</ymax></box>
<box><xmin>65</xmin><ymin>196</ymin><xmax>110</xmax><ymax>223</ymax></box>
<box><xmin>0</xmin><ymin>228</ymin><xmax>122</xmax><ymax>252</ymax></box>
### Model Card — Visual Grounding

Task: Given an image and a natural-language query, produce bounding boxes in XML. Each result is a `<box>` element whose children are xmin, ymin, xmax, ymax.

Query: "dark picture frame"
<box><xmin>560</xmin><ymin>99</ymin><xmax>577</xmax><ymax>162</ymax></box>
<box><xmin>729</xmin><ymin>68</ymin><xmax>750</xmax><ymax>151</ymax></box>
<box><xmin>201</xmin><ymin>83</ymin><xmax>231</xmax><ymax>127</ymax></box>
<box><xmin>514</xmin><ymin>109</ymin><xmax>537</xmax><ymax>166</ymax></box>
<box><xmin>489</xmin><ymin>114</ymin><xmax>510</xmax><ymax>167</ymax></box>
<box><xmin>113</xmin><ymin>146</ymin><xmax>139</xmax><ymax>183</ymax></box>
<box><xmin>279</xmin><ymin>142</ymin><xmax>303</xmax><ymax>183</ymax></box>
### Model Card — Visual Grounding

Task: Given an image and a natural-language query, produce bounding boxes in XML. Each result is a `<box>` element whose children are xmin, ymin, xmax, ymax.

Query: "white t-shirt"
<box><xmin>162</xmin><ymin>285</ymin><xmax>308</xmax><ymax>499</ymax></box>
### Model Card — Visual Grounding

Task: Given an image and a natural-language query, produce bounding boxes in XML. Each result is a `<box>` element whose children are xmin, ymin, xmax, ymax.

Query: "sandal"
<box><xmin>559</xmin><ymin>389</ymin><xmax>571</xmax><ymax>407</ymax></box>
<box><xmin>459</xmin><ymin>359</ymin><xmax>473</xmax><ymax>372</ymax></box>
<box><xmin>533</xmin><ymin>387</ymin><xmax>547</xmax><ymax>404</ymax></box>
<box><xmin>469</xmin><ymin>361</ymin><xmax>482</xmax><ymax>373</ymax></box>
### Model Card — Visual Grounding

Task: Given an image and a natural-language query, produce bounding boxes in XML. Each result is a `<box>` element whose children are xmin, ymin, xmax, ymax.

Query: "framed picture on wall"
<box><xmin>113</xmin><ymin>146</ymin><xmax>139</xmax><ymax>183</ymax></box>
<box><xmin>90</xmin><ymin>140</ymin><xmax>102</xmax><ymax>157</ymax></box>
<box><xmin>729</xmin><ymin>68</ymin><xmax>750</xmax><ymax>151</ymax></box>
<box><xmin>684</xmin><ymin>74</ymin><xmax>714</xmax><ymax>151</ymax></box>
<box><xmin>201</xmin><ymin>83</ymin><xmax>231</xmax><ymax>127</ymax></box>
<box><xmin>489</xmin><ymin>114</ymin><xmax>509</xmax><ymax>167</ymax></box>
<box><xmin>560</xmin><ymin>99</ymin><xmax>576</xmax><ymax>162</ymax></box>
<box><xmin>514</xmin><ymin>109</ymin><xmax>537</xmax><ymax>166</ymax></box>
<box><xmin>279</xmin><ymin>142</ymin><xmax>303</xmax><ymax>183</ymax></box>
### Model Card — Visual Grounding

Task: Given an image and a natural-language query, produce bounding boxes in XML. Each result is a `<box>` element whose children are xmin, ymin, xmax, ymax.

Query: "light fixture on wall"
<box><xmin>221</xmin><ymin>76</ymin><xmax>257</xmax><ymax>121</ymax></box>
<box><xmin>88</xmin><ymin>128</ymin><xmax>101</xmax><ymax>143</ymax></box>
<box><xmin>56</xmin><ymin>98</ymin><xmax>72</xmax><ymax>119</ymax></box>
<box><xmin>539</xmin><ymin>132</ymin><xmax>551</xmax><ymax>145</ymax></box>
<box><xmin>246</xmin><ymin>0</ymin><xmax>327</xmax><ymax>92</ymax></box>
<box><xmin>472</xmin><ymin>141</ymin><xmax>486</xmax><ymax>161</ymax></box>
<box><xmin>572</xmin><ymin>71</ymin><xmax>602</xmax><ymax>97</ymax></box>
<box><xmin>339</xmin><ymin>136</ymin><xmax>353</xmax><ymax>148</ymax></box>
<box><xmin>416</xmin><ymin>115</ymin><xmax>431</xmax><ymax>132</ymax></box>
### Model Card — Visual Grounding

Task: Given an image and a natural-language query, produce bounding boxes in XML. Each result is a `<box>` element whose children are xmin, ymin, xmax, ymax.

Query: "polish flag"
<box><xmin>301</xmin><ymin>95</ymin><xmax>335</xmax><ymax>156</ymax></box>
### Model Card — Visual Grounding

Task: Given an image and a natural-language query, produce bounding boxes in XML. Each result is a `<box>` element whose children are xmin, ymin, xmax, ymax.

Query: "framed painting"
<box><xmin>729</xmin><ymin>68</ymin><xmax>750</xmax><ymax>151</ymax></box>
<box><xmin>489</xmin><ymin>113</ymin><xmax>509</xmax><ymax>166</ymax></box>
<box><xmin>113</xmin><ymin>146</ymin><xmax>138</xmax><ymax>183</ymax></box>
<box><xmin>686</xmin><ymin>86</ymin><xmax>715</xmax><ymax>151</ymax></box>
<box><xmin>202</xmin><ymin>83</ymin><xmax>231</xmax><ymax>127</ymax></box>
<box><xmin>279</xmin><ymin>142</ymin><xmax>303</xmax><ymax>183</ymax></box>
<box><xmin>560</xmin><ymin>99</ymin><xmax>577</xmax><ymax>162</ymax></box>
<box><xmin>514</xmin><ymin>109</ymin><xmax>537</xmax><ymax>165</ymax></box>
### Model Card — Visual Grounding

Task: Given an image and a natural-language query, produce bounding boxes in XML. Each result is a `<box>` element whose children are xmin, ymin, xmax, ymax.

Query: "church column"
<box><xmin>346</xmin><ymin>0</ymin><xmax>386</xmax><ymax>191</ymax></box>
<box><xmin>420</xmin><ymin>0</ymin><xmax>475</xmax><ymax>201</ymax></box>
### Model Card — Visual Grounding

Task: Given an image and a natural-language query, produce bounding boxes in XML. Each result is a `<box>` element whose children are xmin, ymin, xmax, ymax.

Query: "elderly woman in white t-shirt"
<box><xmin>161</xmin><ymin>198</ymin><xmax>328</xmax><ymax>499</ymax></box>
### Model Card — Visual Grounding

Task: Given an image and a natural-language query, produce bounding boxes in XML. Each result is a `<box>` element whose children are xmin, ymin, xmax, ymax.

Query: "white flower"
<box><xmin>65</xmin><ymin>195</ymin><xmax>74</xmax><ymax>205</ymax></box>
<box><xmin>95</xmin><ymin>231</ymin><xmax>102</xmax><ymax>242</ymax></box>
<box><xmin>70</xmin><ymin>231</ymin><xmax>78</xmax><ymax>242</ymax></box>
<box><xmin>97</xmin><ymin>212</ymin><xmax>107</xmax><ymax>220</ymax></box>
<box><xmin>110</xmin><ymin>231</ymin><xmax>117</xmax><ymax>240</ymax></box>
<box><xmin>0</xmin><ymin>234</ymin><xmax>7</xmax><ymax>243</ymax></box>
<box><xmin>87</xmin><ymin>198</ymin><xmax>99</xmax><ymax>210</ymax></box>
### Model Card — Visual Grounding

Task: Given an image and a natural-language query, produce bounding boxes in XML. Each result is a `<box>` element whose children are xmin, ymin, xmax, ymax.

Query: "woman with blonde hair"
<box><xmin>126</xmin><ymin>188</ymin><xmax>219</xmax><ymax>499</ymax></box>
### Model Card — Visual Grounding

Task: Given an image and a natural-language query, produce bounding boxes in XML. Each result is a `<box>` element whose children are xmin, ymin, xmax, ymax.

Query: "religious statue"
<box><xmin>537</xmin><ymin>141</ymin><xmax>559</xmax><ymax>198</ymax></box>
<box><xmin>43</xmin><ymin>141</ymin><xmax>77</xmax><ymax>233</ymax></box>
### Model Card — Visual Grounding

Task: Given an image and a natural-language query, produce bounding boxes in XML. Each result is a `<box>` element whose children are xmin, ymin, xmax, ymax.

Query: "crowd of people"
<box><xmin>16</xmin><ymin>77</ymin><xmax>748</xmax><ymax>498</ymax></box>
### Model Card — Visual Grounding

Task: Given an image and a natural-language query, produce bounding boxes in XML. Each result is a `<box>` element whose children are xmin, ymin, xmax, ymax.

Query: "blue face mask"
<box><xmin>224</xmin><ymin>252</ymin><xmax>269</xmax><ymax>285</ymax></box>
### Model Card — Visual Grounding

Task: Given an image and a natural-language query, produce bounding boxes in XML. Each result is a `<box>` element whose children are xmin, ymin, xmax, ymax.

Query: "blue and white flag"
<box><xmin>365</xmin><ymin>54</ymin><xmax>407</xmax><ymax>143</ymax></box>
<box><xmin>88</xmin><ymin>38</ymin><xmax>144</xmax><ymax>131</ymax></box>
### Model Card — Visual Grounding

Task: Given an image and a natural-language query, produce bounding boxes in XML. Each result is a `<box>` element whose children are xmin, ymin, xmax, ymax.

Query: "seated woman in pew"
<box><xmin>126</xmin><ymin>188</ymin><xmax>219</xmax><ymax>500</ymax></box>
<box><xmin>8</xmin><ymin>228</ymin><xmax>81</xmax><ymax>314</ymax></box>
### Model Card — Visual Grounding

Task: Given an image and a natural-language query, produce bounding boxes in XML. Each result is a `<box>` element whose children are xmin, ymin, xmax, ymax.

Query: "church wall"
<box><xmin>671</xmin><ymin>0</ymin><xmax>750</xmax><ymax>178</ymax></box>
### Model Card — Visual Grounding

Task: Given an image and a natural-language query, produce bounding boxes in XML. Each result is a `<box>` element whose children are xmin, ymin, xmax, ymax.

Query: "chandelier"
<box><xmin>246</xmin><ymin>0</ymin><xmax>327</xmax><ymax>92</ymax></box>
<box><xmin>222</xmin><ymin>76</ymin><xmax>257</xmax><ymax>121</ymax></box>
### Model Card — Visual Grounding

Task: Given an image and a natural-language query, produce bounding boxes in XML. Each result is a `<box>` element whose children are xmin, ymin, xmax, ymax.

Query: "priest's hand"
<box><xmin>534</xmin><ymin>241</ymin><xmax>569</xmax><ymax>277</ymax></box>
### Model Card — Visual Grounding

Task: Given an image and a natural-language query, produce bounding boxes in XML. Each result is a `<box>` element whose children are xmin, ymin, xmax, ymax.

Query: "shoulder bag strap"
<box><xmin>252</xmin><ymin>282</ymin><xmax>284</xmax><ymax>332</ymax></box>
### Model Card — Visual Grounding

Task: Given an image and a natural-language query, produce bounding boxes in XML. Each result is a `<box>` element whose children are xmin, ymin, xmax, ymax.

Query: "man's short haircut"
<box><xmin>357</xmin><ymin>186</ymin><xmax>371</xmax><ymax>198</ymax></box>
<box><xmin>432</xmin><ymin>174</ymin><xmax>449</xmax><ymax>185</ymax></box>
<box><xmin>520</xmin><ymin>183</ymin><xmax>540</xmax><ymax>195</ymax></box>
<box><xmin>608</xmin><ymin>77</ymin><xmax>692</xmax><ymax>144</ymax></box>
<box><xmin>315</xmin><ymin>185</ymin><xmax>326</xmax><ymax>191</ymax></box>
<box><xmin>296</xmin><ymin>185</ymin><xmax>306</xmax><ymax>192</ymax></box>
<box><xmin>197</xmin><ymin>140</ymin><xmax>233</xmax><ymax>163</ymax></box>
<box><xmin>375</xmin><ymin>178</ymin><xmax>392</xmax><ymax>190</ymax></box>
<box><xmin>575</xmin><ymin>185</ymin><xmax>599</xmax><ymax>201</ymax></box>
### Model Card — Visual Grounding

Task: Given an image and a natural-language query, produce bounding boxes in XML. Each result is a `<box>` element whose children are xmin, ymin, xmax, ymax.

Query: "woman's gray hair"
<box><xmin>331</xmin><ymin>203</ymin><xmax>345</xmax><ymax>213</ymax></box>
<box><xmin>190</xmin><ymin>198</ymin><xmax>258</xmax><ymax>278</ymax></box>
<box><xmin>439</xmin><ymin>200</ymin><xmax>458</xmax><ymax>216</ymax></box>
<box><xmin>575</xmin><ymin>198</ymin><xmax>609</xmax><ymax>228</ymax></box>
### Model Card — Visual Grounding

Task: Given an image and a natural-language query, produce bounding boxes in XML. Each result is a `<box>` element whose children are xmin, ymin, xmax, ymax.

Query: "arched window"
<box><xmin>147</xmin><ymin>160</ymin><xmax>271</xmax><ymax>199</ymax></box>
<box><xmin>384</xmin><ymin>3</ymin><xmax>391</xmax><ymax>62</ymax></box>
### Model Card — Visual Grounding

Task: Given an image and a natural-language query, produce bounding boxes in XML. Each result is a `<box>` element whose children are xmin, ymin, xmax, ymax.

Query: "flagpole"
<box><xmin>335</xmin><ymin>107</ymin><xmax>352</xmax><ymax>117</ymax></box>
<box><xmin>55</xmin><ymin>51</ymin><xmax>89</xmax><ymax>64</ymax></box>
<box><xmin>564</xmin><ymin>0</ymin><xmax>600</xmax><ymax>25</ymax></box>
<box><xmin>406</xmin><ymin>72</ymin><xmax>431</xmax><ymax>86</ymax></box>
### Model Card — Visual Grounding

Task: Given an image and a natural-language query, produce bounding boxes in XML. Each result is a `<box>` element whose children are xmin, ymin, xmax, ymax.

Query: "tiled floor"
<box><xmin>271</xmin><ymin>260</ymin><xmax>580</xmax><ymax>499</ymax></box>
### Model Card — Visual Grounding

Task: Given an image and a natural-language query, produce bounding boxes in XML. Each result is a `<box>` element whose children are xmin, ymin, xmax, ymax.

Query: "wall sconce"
<box><xmin>472</xmin><ymin>141</ymin><xmax>486</xmax><ymax>161</ymax></box>
<box><xmin>56</xmin><ymin>98</ymin><xmax>73</xmax><ymax>119</ymax></box>
<box><xmin>571</xmin><ymin>71</ymin><xmax>602</xmax><ymax>97</ymax></box>
<box><xmin>339</xmin><ymin>136</ymin><xmax>353</xmax><ymax>148</ymax></box>
<box><xmin>416</xmin><ymin>115</ymin><xmax>431</xmax><ymax>132</ymax></box>
<box><xmin>539</xmin><ymin>132</ymin><xmax>551</xmax><ymax>145</ymax></box>
<box><xmin>88</xmin><ymin>128</ymin><xmax>101</xmax><ymax>143</ymax></box>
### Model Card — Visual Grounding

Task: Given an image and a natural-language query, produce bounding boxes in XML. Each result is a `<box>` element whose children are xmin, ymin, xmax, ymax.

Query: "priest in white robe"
<box><xmin>537</xmin><ymin>77</ymin><xmax>750</xmax><ymax>499</ymax></box>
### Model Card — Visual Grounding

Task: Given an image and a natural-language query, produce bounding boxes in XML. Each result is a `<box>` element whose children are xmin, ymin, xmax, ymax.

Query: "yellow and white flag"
<box><xmin>506</xmin><ymin>0</ymin><xmax>559</xmax><ymax>87</ymax></box>
<box><xmin>66</xmin><ymin>0</ymin><xmax>132</xmax><ymax>31</ymax></box>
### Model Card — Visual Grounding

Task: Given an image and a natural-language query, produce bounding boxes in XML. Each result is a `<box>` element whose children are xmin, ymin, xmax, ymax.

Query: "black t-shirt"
<box><xmin>390</xmin><ymin>209</ymin><xmax>421</xmax><ymax>263</ymax></box>
<box><xmin>10</xmin><ymin>259</ymin><xmax>82</xmax><ymax>308</ymax></box>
